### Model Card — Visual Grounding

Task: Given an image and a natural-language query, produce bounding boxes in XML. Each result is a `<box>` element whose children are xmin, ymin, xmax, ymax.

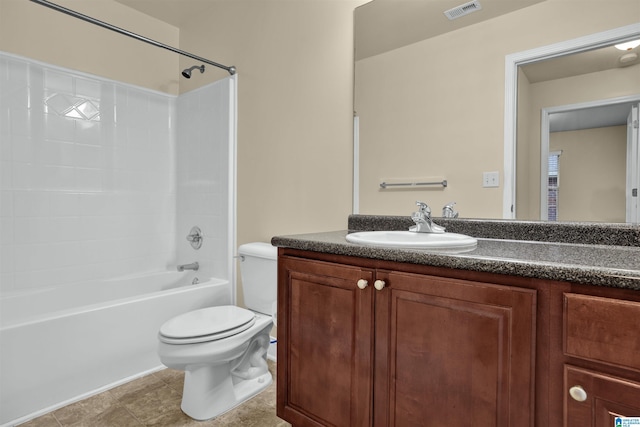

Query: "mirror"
<box><xmin>507</xmin><ymin>31</ymin><xmax>640</xmax><ymax>223</ymax></box>
<box><xmin>354</xmin><ymin>0</ymin><xmax>640</xmax><ymax>223</ymax></box>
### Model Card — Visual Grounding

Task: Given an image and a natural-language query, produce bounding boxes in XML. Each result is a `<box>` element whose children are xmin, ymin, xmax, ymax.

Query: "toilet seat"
<box><xmin>159</xmin><ymin>306</ymin><xmax>256</xmax><ymax>345</ymax></box>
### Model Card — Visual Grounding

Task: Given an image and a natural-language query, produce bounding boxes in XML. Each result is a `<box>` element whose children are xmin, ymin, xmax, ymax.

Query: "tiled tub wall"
<box><xmin>176</xmin><ymin>81</ymin><xmax>231</xmax><ymax>282</ymax></box>
<box><xmin>0</xmin><ymin>52</ymin><xmax>230</xmax><ymax>295</ymax></box>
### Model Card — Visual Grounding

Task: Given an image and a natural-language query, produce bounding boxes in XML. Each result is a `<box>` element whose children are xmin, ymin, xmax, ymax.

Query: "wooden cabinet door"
<box><xmin>373</xmin><ymin>271</ymin><xmax>537</xmax><ymax>427</ymax></box>
<box><xmin>565</xmin><ymin>366</ymin><xmax>640</xmax><ymax>427</ymax></box>
<box><xmin>277</xmin><ymin>256</ymin><xmax>374</xmax><ymax>427</ymax></box>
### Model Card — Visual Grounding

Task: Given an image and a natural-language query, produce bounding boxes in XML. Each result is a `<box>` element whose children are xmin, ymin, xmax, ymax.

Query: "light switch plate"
<box><xmin>483</xmin><ymin>171</ymin><xmax>499</xmax><ymax>188</ymax></box>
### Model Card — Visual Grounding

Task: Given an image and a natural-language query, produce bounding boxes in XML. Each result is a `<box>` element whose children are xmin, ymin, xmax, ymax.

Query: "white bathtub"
<box><xmin>0</xmin><ymin>271</ymin><xmax>231</xmax><ymax>426</ymax></box>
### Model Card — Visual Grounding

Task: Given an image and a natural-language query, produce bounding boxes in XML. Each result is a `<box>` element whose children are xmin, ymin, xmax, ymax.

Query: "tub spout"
<box><xmin>177</xmin><ymin>262</ymin><xmax>199</xmax><ymax>272</ymax></box>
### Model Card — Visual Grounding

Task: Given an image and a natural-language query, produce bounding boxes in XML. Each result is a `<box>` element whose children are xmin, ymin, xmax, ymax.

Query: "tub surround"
<box><xmin>271</xmin><ymin>215</ymin><xmax>640</xmax><ymax>290</ymax></box>
<box><xmin>0</xmin><ymin>53</ymin><xmax>235</xmax><ymax>427</ymax></box>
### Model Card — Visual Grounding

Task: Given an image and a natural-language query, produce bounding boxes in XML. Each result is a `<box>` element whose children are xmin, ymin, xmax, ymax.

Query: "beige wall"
<box><xmin>549</xmin><ymin>126</ymin><xmax>627</xmax><ymax>223</ymax></box>
<box><xmin>175</xmin><ymin>1</ymin><xmax>363</xmax><ymax>245</ymax></box>
<box><xmin>517</xmin><ymin>66</ymin><xmax>639</xmax><ymax>219</ymax></box>
<box><xmin>176</xmin><ymin>0</ymin><xmax>364</xmax><ymax>306</ymax></box>
<box><xmin>0</xmin><ymin>0</ymin><xmax>179</xmax><ymax>94</ymax></box>
<box><xmin>355</xmin><ymin>0</ymin><xmax>640</xmax><ymax>218</ymax></box>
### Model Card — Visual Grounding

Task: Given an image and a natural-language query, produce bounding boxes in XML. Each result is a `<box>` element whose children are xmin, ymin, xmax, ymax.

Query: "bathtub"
<box><xmin>0</xmin><ymin>271</ymin><xmax>231</xmax><ymax>426</ymax></box>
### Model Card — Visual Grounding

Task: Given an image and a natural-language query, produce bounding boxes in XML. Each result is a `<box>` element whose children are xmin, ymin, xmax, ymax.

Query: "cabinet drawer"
<box><xmin>564</xmin><ymin>293</ymin><xmax>640</xmax><ymax>371</ymax></box>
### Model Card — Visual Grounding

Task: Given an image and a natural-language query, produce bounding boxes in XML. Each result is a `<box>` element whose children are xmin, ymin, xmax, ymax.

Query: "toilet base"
<box><xmin>158</xmin><ymin>311</ymin><xmax>274</xmax><ymax>421</ymax></box>
<box><xmin>181</xmin><ymin>364</ymin><xmax>273</xmax><ymax>421</ymax></box>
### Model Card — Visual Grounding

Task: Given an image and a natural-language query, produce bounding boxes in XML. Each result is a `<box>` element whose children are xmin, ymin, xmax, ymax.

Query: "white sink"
<box><xmin>346</xmin><ymin>230</ymin><xmax>477</xmax><ymax>252</ymax></box>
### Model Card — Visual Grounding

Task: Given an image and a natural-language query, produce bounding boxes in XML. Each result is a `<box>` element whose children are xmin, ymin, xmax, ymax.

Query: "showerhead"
<box><xmin>182</xmin><ymin>65</ymin><xmax>205</xmax><ymax>79</ymax></box>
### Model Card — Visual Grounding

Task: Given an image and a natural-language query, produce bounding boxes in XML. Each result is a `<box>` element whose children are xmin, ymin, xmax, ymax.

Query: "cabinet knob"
<box><xmin>374</xmin><ymin>280</ymin><xmax>386</xmax><ymax>291</ymax></box>
<box><xmin>569</xmin><ymin>385</ymin><xmax>588</xmax><ymax>402</ymax></box>
<box><xmin>357</xmin><ymin>279</ymin><xmax>369</xmax><ymax>290</ymax></box>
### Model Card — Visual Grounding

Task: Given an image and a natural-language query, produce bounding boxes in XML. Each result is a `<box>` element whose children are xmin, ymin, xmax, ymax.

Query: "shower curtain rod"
<box><xmin>30</xmin><ymin>0</ymin><xmax>236</xmax><ymax>75</ymax></box>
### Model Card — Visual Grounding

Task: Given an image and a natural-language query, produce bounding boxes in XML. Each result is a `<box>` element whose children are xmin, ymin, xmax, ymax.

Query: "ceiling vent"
<box><xmin>444</xmin><ymin>0</ymin><xmax>482</xmax><ymax>20</ymax></box>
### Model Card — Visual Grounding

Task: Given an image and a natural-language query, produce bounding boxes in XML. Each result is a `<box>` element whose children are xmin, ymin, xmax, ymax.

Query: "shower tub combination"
<box><xmin>0</xmin><ymin>271</ymin><xmax>230</xmax><ymax>426</ymax></box>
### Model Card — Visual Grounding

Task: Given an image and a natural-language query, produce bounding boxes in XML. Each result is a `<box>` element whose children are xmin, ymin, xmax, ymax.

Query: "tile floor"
<box><xmin>20</xmin><ymin>361</ymin><xmax>290</xmax><ymax>427</ymax></box>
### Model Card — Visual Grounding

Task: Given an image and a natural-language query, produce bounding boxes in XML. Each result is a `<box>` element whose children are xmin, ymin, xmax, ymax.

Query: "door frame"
<box><xmin>627</xmin><ymin>103</ymin><xmax>639</xmax><ymax>223</ymax></box>
<box><xmin>503</xmin><ymin>23</ymin><xmax>640</xmax><ymax>219</ymax></box>
<box><xmin>538</xmin><ymin>95</ymin><xmax>640</xmax><ymax>221</ymax></box>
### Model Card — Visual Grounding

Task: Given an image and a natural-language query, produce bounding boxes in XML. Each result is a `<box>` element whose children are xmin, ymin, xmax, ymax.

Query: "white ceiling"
<box><xmin>520</xmin><ymin>45</ymin><xmax>639</xmax><ymax>83</ymax></box>
<box><xmin>354</xmin><ymin>0</ymin><xmax>546</xmax><ymax>61</ymax></box>
<box><xmin>549</xmin><ymin>101</ymin><xmax>637</xmax><ymax>133</ymax></box>
<box><xmin>115</xmin><ymin>0</ymin><xmax>547</xmax><ymax>55</ymax></box>
<box><xmin>115</xmin><ymin>0</ymin><xmax>639</xmax><ymax>83</ymax></box>
<box><xmin>112</xmin><ymin>0</ymin><xmax>218</xmax><ymax>27</ymax></box>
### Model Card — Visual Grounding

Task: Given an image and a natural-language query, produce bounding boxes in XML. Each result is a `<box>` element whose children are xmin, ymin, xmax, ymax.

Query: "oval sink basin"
<box><xmin>346</xmin><ymin>231</ymin><xmax>477</xmax><ymax>252</ymax></box>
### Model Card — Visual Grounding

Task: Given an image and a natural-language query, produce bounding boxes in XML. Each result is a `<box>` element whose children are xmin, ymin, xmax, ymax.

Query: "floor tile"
<box><xmin>52</xmin><ymin>392</ymin><xmax>118</xmax><ymax>426</ymax></box>
<box><xmin>143</xmin><ymin>409</ymin><xmax>201</xmax><ymax>427</ymax></box>
<box><xmin>19</xmin><ymin>414</ymin><xmax>61</xmax><ymax>427</ymax></box>
<box><xmin>152</xmin><ymin>368</ymin><xmax>184</xmax><ymax>395</ymax></box>
<box><xmin>66</xmin><ymin>406</ymin><xmax>143</xmax><ymax>427</ymax></box>
<box><xmin>121</xmin><ymin>385</ymin><xmax>183</xmax><ymax>424</ymax></box>
<box><xmin>21</xmin><ymin>360</ymin><xmax>290</xmax><ymax>427</ymax></box>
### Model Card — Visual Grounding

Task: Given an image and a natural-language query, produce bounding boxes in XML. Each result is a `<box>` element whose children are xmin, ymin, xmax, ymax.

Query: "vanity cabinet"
<box><xmin>276</xmin><ymin>253</ymin><xmax>536</xmax><ymax>427</ymax></box>
<box><xmin>276</xmin><ymin>256</ymin><xmax>374</xmax><ymax>427</ymax></box>
<box><xmin>563</xmin><ymin>293</ymin><xmax>640</xmax><ymax>426</ymax></box>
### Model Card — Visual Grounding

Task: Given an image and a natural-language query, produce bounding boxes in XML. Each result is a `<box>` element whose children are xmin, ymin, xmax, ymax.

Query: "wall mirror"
<box><xmin>354</xmin><ymin>0</ymin><xmax>640</xmax><ymax>223</ymax></box>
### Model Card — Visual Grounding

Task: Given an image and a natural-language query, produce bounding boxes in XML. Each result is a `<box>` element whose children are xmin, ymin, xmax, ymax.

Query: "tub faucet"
<box><xmin>410</xmin><ymin>201</ymin><xmax>445</xmax><ymax>234</ymax></box>
<box><xmin>177</xmin><ymin>262</ymin><xmax>199</xmax><ymax>272</ymax></box>
<box><xmin>442</xmin><ymin>202</ymin><xmax>459</xmax><ymax>218</ymax></box>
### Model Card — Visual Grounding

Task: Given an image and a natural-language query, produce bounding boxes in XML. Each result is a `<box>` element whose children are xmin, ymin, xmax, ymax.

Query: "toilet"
<box><xmin>157</xmin><ymin>242</ymin><xmax>277</xmax><ymax>421</ymax></box>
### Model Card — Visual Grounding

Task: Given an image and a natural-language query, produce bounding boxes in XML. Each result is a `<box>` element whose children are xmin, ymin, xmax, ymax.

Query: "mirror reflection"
<box><xmin>516</xmin><ymin>47</ymin><xmax>640</xmax><ymax>223</ymax></box>
<box><xmin>354</xmin><ymin>0</ymin><xmax>640</xmax><ymax>223</ymax></box>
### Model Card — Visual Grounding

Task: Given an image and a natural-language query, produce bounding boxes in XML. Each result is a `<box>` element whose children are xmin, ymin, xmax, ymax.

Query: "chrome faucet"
<box><xmin>442</xmin><ymin>202</ymin><xmax>459</xmax><ymax>218</ymax></box>
<box><xmin>177</xmin><ymin>262</ymin><xmax>199</xmax><ymax>272</ymax></box>
<box><xmin>410</xmin><ymin>201</ymin><xmax>446</xmax><ymax>234</ymax></box>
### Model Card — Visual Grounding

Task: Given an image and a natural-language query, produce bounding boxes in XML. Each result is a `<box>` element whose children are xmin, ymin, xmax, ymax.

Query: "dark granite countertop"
<box><xmin>271</xmin><ymin>216</ymin><xmax>640</xmax><ymax>291</ymax></box>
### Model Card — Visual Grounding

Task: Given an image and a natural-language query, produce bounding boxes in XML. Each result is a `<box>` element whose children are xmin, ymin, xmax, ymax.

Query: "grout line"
<box><xmin>47</xmin><ymin>413</ymin><xmax>64</xmax><ymax>427</ymax></box>
<box><xmin>105</xmin><ymin>388</ymin><xmax>146</xmax><ymax>427</ymax></box>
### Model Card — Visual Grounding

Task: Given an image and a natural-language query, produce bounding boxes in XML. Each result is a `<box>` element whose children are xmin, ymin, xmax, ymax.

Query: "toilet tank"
<box><xmin>238</xmin><ymin>242</ymin><xmax>277</xmax><ymax>315</ymax></box>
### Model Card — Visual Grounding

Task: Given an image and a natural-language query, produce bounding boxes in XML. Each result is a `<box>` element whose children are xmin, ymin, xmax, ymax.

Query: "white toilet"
<box><xmin>157</xmin><ymin>242</ymin><xmax>277</xmax><ymax>421</ymax></box>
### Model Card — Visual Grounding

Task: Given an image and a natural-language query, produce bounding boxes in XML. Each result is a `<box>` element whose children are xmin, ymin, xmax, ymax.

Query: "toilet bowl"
<box><xmin>157</xmin><ymin>243</ymin><xmax>277</xmax><ymax>421</ymax></box>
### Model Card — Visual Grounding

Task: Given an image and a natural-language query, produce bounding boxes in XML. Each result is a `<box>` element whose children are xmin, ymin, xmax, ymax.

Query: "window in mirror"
<box><xmin>546</xmin><ymin>151</ymin><xmax>561</xmax><ymax>221</ymax></box>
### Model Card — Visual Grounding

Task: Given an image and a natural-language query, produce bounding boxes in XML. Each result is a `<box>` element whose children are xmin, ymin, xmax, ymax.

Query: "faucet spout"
<box><xmin>177</xmin><ymin>262</ymin><xmax>199</xmax><ymax>272</ymax></box>
<box><xmin>409</xmin><ymin>201</ymin><xmax>445</xmax><ymax>233</ymax></box>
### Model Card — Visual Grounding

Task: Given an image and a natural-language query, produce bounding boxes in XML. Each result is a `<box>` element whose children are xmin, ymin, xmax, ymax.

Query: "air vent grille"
<box><xmin>444</xmin><ymin>0</ymin><xmax>482</xmax><ymax>20</ymax></box>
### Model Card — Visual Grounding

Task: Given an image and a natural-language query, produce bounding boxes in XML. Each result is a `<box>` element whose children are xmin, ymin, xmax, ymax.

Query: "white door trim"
<box><xmin>503</xmin><ymin>23</ymin><xmax>640</xmax><ymax>219</ymax></box>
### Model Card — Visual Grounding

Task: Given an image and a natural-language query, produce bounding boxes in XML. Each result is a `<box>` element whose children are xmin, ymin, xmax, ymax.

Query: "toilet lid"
<box><xmin>159</xmin><ymin>306</ymin><xmax>256</xmax><ymax>343</ymax></box>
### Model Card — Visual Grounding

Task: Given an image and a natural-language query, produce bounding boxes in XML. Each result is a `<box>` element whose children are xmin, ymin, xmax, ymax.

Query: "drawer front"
<box><xmin>564</xmin><ymin>293</ymin><xmax>640</xmax><ymax>371</ymax></box>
